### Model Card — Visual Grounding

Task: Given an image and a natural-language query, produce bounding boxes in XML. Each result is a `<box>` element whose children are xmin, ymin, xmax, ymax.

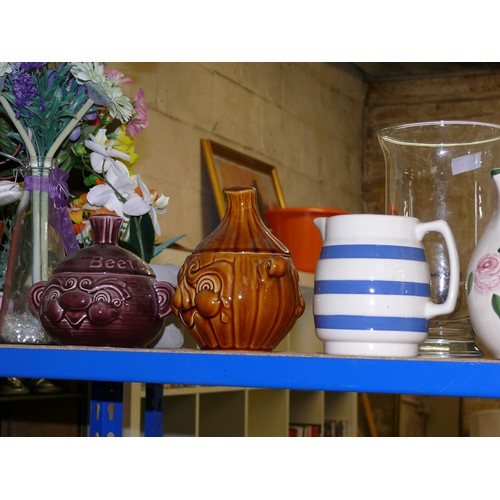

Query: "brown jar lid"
<box><xmin>194</xmin><ymin>186</ymin><xmax>289</xmax><ymax>254</ymax></box>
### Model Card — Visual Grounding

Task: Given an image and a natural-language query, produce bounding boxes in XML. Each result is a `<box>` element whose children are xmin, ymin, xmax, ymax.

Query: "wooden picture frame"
<box><xmin>201</xmin><ymin>139</ymin><xmax>286</xmax><ymax>219</ymax></box>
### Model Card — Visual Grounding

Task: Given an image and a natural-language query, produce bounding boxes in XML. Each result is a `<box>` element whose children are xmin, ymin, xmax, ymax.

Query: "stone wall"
<box><xmin>108</xmin><ymin>62</ymin><xmax>366</xmax><ymax>250</ymax></box>
<box><xmin>363</xmin><ymin>73</ymin><xmax>500</xmax><ymax>215</ymax></box>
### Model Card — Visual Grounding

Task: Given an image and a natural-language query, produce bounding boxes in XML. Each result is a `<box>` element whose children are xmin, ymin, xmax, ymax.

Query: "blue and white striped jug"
<box><xmin>313</xmin><ymin>214</ymin><xmax>459</xmax><ymax>357</ymax></box>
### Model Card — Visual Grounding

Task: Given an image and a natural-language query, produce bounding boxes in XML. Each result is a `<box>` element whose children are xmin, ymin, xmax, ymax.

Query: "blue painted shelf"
<box><xmin>0</xmin><ymin>344</ymin><xmax>499</xmax><ymax>399</ymax></box>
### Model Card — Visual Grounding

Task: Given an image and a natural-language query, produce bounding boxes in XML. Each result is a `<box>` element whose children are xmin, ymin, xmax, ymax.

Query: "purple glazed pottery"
<box><xmin>28</xmin><ymin>214</ymin><xmax>176</xmax><ymax>348</ymax></box>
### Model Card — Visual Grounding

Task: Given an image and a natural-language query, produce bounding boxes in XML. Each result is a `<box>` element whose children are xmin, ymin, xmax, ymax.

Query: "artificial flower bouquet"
<box><xmin>0</xmin><ymin>62</ymin><xmax>181</xmax><ymax>266</ymax></box>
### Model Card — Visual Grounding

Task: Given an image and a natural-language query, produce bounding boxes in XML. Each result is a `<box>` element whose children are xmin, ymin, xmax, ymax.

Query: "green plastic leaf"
<box><xmin>127</xmin><ymin>215</ymin><xmax>155</xmax><ymax>263</ymax></box>
<box><xmin>118</xmin><ymin>239</ymin><xmax>140</xmax><ymax>255</ymax></box>
<box><xmin>152</xmin><ymin>234</ymin><xmax>187</xmax><ymax>258</ymax></box>
<box><xmin>492</xmin><ymin>294</ymin><xmax>500</xmax><ymax>319</ymax></box>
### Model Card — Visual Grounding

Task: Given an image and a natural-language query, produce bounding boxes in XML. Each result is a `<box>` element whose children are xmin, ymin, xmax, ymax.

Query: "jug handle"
<box><xmin>415</xmin><ymin>220</ymin><xmax>460</xmax><ymax>319</ymax></box>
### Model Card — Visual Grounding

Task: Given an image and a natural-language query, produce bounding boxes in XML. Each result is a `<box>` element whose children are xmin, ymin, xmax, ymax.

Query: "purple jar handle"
<box><xmin>154</xmin><ymin>281</ymin><xmax>176</xmax><ymax>318</ymax></box>
<box><xmin>29</xmin><ymin>281</ymin><xmax>47</xmax><ymax>314</ymax></box>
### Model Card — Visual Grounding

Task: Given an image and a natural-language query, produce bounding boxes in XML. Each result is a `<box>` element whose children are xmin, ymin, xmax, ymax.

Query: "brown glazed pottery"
<box><xmin>172</xmin><ymin>186</ymin><xmax>305</xmax><ymax>351</ymax></box>
<box><xmin>28</xmin><ymin>214</ymin><xmax>176</xmax><ymax>348</ymax></box>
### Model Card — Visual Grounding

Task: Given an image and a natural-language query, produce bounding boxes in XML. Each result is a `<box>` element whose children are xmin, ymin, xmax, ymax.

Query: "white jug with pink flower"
<box><xmin>467</xmin><ymin>168</ymin><xmax>500</xmax><ymax>358</ymax></box>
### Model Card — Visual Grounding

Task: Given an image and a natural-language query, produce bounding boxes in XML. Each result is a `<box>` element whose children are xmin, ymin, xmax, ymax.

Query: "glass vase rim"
<box><xmin>20</xmin><ymin>156</ymin><xmax>58</xmax><ymax>167</ymax></box>
<box><xmin>17</xmin><ymin>157</ymin><xmax>58</xmax><ymax>176</ymax></box>
<box><xmin>378</xmin><ymin>120</ymin><xmax>500</xmax><ymax>147</ymax></box>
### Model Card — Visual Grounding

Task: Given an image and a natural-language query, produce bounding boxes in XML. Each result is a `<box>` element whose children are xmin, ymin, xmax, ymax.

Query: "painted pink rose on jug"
<box><xmin>474</xmin><ymin>254</ymin><xmax>500</xmax><ymax>293</ymax></box>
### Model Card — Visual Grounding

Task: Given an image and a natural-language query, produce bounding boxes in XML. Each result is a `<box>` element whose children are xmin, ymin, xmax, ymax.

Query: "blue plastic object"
<box><xmin>0</xmin><ymin>345</ymin><xmax>499</xmax><ymax>398</ymax></box>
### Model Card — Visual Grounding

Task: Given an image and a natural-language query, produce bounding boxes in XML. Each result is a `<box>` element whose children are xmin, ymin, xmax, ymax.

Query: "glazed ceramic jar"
<box><xmin>172</xmin><ymin>186</ymin><xmax>305</xmax><ymax>351</ymax></box>
<box><xmin>28</xmin><ymin>214</ymin><xmax>176</xmax><ymax>348</ymax></box>
<box><xmin>467</xmin><ymin>169</ymin><xmax>500</xmax><ymax>358</ymax></box>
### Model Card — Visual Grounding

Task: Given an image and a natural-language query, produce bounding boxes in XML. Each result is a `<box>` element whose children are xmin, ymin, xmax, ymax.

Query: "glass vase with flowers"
<box><xmin>0</xmin><ymin>62</ymin><xmax>181</xmax><ymax>343</ymax></box>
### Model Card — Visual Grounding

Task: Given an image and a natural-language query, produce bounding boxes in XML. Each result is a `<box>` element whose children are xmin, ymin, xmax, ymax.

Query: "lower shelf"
<box><xmin>123</xmin><ymin>383</ymin><xmax>357</xmax><ymax>437</ymax></box>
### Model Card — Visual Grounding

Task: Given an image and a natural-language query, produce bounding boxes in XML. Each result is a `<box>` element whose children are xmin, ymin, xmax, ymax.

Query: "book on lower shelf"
<box><xmin>289</xmin><ymin>423</ymin><xmax>321</xmax><ymax>437</ymax></box>
<box><xmin>324</xmin><ymin>419</ymin><xmax>349</xmax><ymax>437</ymax></box>
<box><xmin>289</xmin><ymin>420</ymin><xmax>349</xmax><ymax>437</ymax></box>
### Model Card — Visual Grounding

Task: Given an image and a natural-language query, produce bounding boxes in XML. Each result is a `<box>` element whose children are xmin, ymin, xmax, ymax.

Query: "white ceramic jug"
<box><xmin>466</xmin><ymin>169</ymin><xmax>500</xmax><ymax>358</ymax></box>
<box><xmin>313</xmin><ymin>214</ymin><xmax>460</xmax><ymax>357</ymax></box>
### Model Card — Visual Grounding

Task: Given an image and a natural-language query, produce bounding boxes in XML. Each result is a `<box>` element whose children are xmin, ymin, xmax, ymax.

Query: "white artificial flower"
<box><xmin>87</xmin><ymin>174</ymin><xmax>137</xmax><ymax>219</ymax></box>
<box><xmin>0</xmin><ymin>62</ymin><xmax>12</xmax><ymax>92</ymax></box>
<box><xmin>70</xmin><ymin>62</ymin><xmax>107</xmax><ymax>84</ymax></box>
<box><xmin>0</xmin><ymin>62</ymin><xmax>12</xmax><ymax>77</ymax></box>
<box><xmin>70</xmin><ymin>62</ymin><xmax>133</xmax><ymax>123</ymax></box>
<box><xmin>89</xmin><ymin>128</ymin><xmax>108</xmax><ymax>144</ymax></box>
<box><xmin>0</xmin><ymin>180</ymin><xmax>21</xmax><ymax>206</ymax></box>
<box><xmin>85</xmin><ymin>130</ymin><xmax>130</xmax><ymax>179</ymax></box>
<box><xmin>153</xmin><ymin>193</ymin><xmax>170</xmax><ymax>211</ymax></box>
<box><xmin>123</xmin><ymin>175</ymin><xmax>168</xmax><ymax>236</ymax></box>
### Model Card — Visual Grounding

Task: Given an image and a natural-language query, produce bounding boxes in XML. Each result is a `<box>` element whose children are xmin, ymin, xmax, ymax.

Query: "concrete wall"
<box><xmin>106</xmin><ymin>63</ymin><xmax>500</xmax><ymax>435</ymax></box>
<box><xmin>108</xmin><ymin>62</ymin><xmax>366</xmax><ymax>250</ymax></box>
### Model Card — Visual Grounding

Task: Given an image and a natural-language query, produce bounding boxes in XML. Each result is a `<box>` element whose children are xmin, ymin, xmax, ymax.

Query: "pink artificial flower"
<box><xmin>105</xmin><ymin>69</ymin><xmax>132</xmax><ymax>85</ymax></box>
<box><xmin>474</xmin><ymin>253</ymin><xmax>500</xmax><ymax>294</ymax></box>
<box><xmin>126</xmin><ymin>88</ymin><xmax>149</xmax><ymax>137</ymax></box>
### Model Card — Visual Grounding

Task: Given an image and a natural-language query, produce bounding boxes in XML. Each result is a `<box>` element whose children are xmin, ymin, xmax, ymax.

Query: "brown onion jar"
<box><xmin>172</xmin><ymin>186</ymin><xmax>305</xmax><ymax>351</ymax></box>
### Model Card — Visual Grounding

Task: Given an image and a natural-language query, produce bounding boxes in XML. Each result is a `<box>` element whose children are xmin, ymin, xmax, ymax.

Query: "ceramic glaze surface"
<box><xmin>313</xmin><ymin>214</ymin><xmax>459</xmax><ymax>357</ymax></box>
<box><xmin>172</xmin><ymin>186</ymin><xmax>305</xmax><ymax>351</ymax></box>
<box><xmin>28</xmin><ymin>214</ymin><xmax>176</xmax><ymax>348</ymax></box>
<box><xmin>467</xmin><ymin>169</ymin><xmax>500</xmax><ymax>358</ymax></box>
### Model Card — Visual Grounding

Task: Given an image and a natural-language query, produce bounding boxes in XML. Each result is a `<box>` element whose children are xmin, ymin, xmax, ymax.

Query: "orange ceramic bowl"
<box><xmin>263</xmin><ymin>207</ymin><xmax>347</xmax><ymax>273</ymax></box>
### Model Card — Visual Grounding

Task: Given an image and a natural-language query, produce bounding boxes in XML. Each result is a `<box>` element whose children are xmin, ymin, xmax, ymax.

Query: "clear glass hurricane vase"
<box><xmin>379</xmin><ymin>121</ymin><xmax>500</xmax><ymax>358</ymax></box>
<box><xmin>0</xmin><ymin>157</ymin><xmax>66</xmax><ymax>343</ymax></box>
